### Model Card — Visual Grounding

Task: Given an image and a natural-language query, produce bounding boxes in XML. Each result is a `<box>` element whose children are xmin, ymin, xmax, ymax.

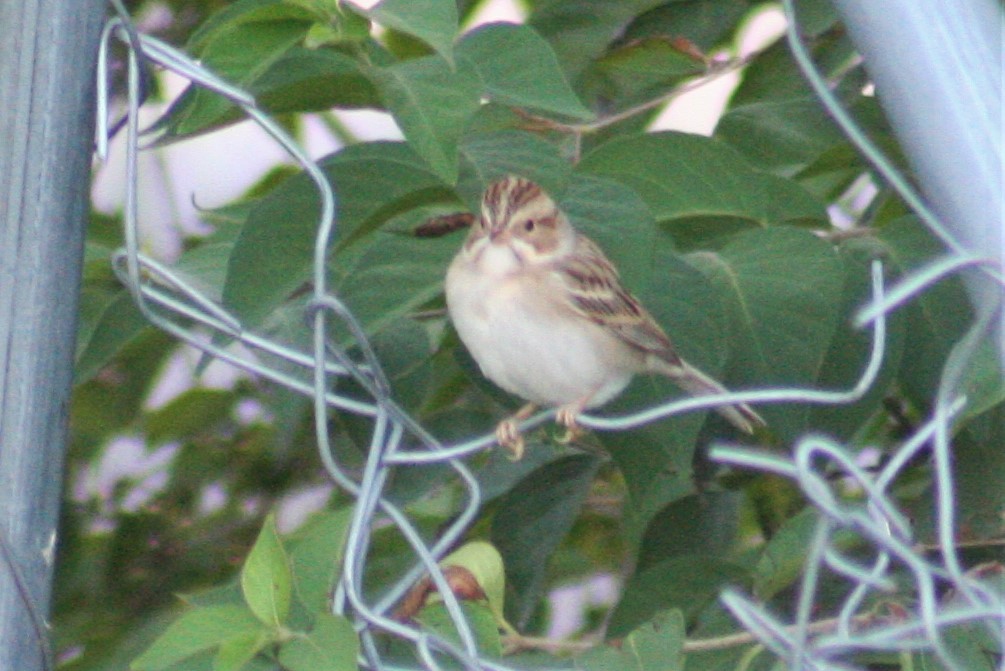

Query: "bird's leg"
<box><xmin>495</xmin><ymin>403</ymin><xmax>537</xmax><ymax>460</ymax></box>
<box><xmin>555</xmin><ymin>402</ymin><xmax>587</xmax><ymax>444</ymax></box>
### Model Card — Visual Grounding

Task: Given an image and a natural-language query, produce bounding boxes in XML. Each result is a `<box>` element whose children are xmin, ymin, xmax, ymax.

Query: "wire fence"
<box><xmin>77</xmin><ymin>5</ymin><xmax>1005</xmax><ymax>671</ymax></box>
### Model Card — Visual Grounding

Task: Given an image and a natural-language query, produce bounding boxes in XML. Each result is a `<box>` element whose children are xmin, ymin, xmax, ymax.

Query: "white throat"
<box><xmin>470</xmin><ymin>239</ymin><xmax>527</xmax><ymax>277</ymax></box>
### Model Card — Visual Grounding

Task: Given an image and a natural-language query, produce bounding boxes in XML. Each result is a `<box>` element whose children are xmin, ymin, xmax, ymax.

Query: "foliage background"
<box><xmin>62</xmin><ymin>0</ymin><xmax>1003</xmax><ymax>670</ymax></box>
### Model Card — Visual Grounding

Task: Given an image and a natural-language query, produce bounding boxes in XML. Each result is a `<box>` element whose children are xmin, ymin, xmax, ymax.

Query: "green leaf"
<box><xmin>796</xmin><ymin>132</ymin><xmax>907</xmax><ymax>188</ymax></box>
<box><xmin>808</xmin><ymin>238</ymin><xmax>906</xmax><ymax>440</ymax></box>
<box><xmin>716</xmin><ymin>98</ymin><xmax>850</xmax><ymax>177</ymax></box>
<box><xmin>601</xmin><ymin>248</ymin><xmax>728</xmax><ymax>546</ymax></box>
<box><xmin>71</xmin><ymin>330</ymin><xmax>176</xmax><ymax>452</ymax></box>
<box><xmin>956</xmin><ymin>336</ymin><xmax>1005</xmax><ymax>424</ymax></box>
<box><xmin>284</xmin><ymin>0</ymin><xmax>339</xmax><ymax>20</ymax></box>
<box><xmin>368</xmin><ymin>317</ymin><xmax>436</xmax><ymax>414</ymax></box>
<box><xmin>528</xmin><ymin>1</ymin><xmax>667</xmax><ymax>80</ymax></box>
<box><xmin>635</xmin><ymin>493</ymin><xmax>740</xmax><ymax>573</ymax></box>
<box><xmin>82</xmin><ymin>238</ymin><xmax>117</xmax><ymax>269</ymax></box>
<box><xmin>473</xmin><ymin>444</ymin><xmax>579</xmax><ymax>506</ymax></box>
<box><xmin>241</xmin><ymin>514</ymin><xmax>293</xmax><ymax>626</ymax></box>
<box><xmin>180</xmin><ymin>582</ymin><xmax>247</xmax><ymax>610</ymax></box>
<box><xmin>758</xmin><ymin>173</ymin><xmax>829</xmax><ymax>226</ymax></box>
<box><xmin>145</xmin><ymin>389</ymin><xmax>236</xmax><ymax>444</ymax></box>
<box><xmin>158</xmin><ymin>12</ymin><xmax>312</xmax><ymax>140</ymax></box>
<box><xmin>414</xmin><ymin>601</ymin><xmax>503</xmax><ymax>658</ymax></box>
<box><xmin>357</xmin><ymin>0</ymin><xmax>458</xmax><ymax>64</ymax></box>
<box><xmin>130</xmin><ymin>605</ymin><xmax>266</xmax><ymax>671</ymax></box>
<box><xmin>609</xmin><ymin>556</ymin><xmax>749</xmax><ymax>638</ymax></box>
<box><xmin>490</xmin><ymin>455</ymin><xmax>602</xmax><ymax>628</ymax></box>
<box><xmin>213</xmin><ymin>631</ymin><xmax>270</xmax><ymax>671</ymax></box>
<box><xmin>916</xmin><ymin>610</ymin><xmax>1004</xmax><ymax>671</ymax></box>
<box><xmin>336</xmin><ymin>228</ymin><xmax>457</xmax><ymax>339</ymax></box>
<box><xmin>717</xmin><ymin>33</ymin><xmax>882</xmax><ymax>177</ymax></box>
<box><xmin>174</xmin><ymin>243</ymin><xmax>237</xmax><ymax>302</ymax></box>
<box><xmin>585</xmin><ymin>36</ymin><xmax>704</xmax><ymax>111</ymax></box>
<box><xmin>685</xmin><ymin>227</ymin><xmax>844</xmax><ymax>440</ymax></box>
<box><xmin>727</xmin><ymin>33</ymin><xmax>855</xmax><ymax>109</ymax></box>
<box><xmin>220</xmin><ymin>176</ymin><xmax>317</xmax><ymax>331</ymax></box>
<box><xmin>290</xmin><ymin>0</ymin><xmax>372</xmax><ymax>47</ymax></box>
<box><xmin>277</xmin><ymin>614</ymin><xmax>359</xmax><ymax>671</ymax></box>
<box><xmin>152</xmin><ymin>0</ymin><xmax>384</xmax><ymax>140</ymax></box>
<box><xmin>370</xmin><ymin>55</ymin><xmax>482</xmax><ymax>182</ymax></box>
<box><xmin>933</xmin><ymin>562</ymin><xmax>1005</xmax><ymax>669</ymax></box>
<box><xmin>251</xmin><ymin>47</ymin><xmax>379</xmax><ymax>109</ymax></box>
<box><xmin>928</xmin><ymin>405</ymin><xmax>1005</xmax><ymax>541</ymax></box>
<box><xmin>620</xmin><ymin>610</ymin><xmax>686</xmax><ymax>671</ymax></box>
<box><xmin>186</xmin><ymin>0</ymin><xmax>314</xmax><ymax>53</ymax></box>
<box><xmin>575</xmin><ymin>610</ymin><xmax>685</xmax><ymax>671</ymax></box>
<box><xmin>289</xmin><ymin>508</ymin><xmax>353</xmax><ymax>613</ymax></box>
<box><xmin>753</xmin><ymin>508</ymin><xmax>819</xmax><ymax>601</ymax></box>
<box><xmin>458</xmin><ymin>130</ymin><xmax>572</xmax><ymax>210</ymax></box>
<box><xmin>222</xmin><ymin>141</ymin><xmax>447</xmax><ymax>331</ymax></box>
<box><xmin>792</xmin><ymin>0</ymin><xmax>842</xmax><ymax>36</ymax></box>
<box><xmin>621</xmin><ymin>0</ymin><xmax>750</xmax><ymax>51</ymax></box>
<box><xmin>159</xmin><ymin>47</ymin><xmax>379</xmax><ymax>141</ymax></box>
<box><xmin>75</xmin><ymin>288</ymin><xmax>150</xmax><ymax>384</ymax></box>
<box><xmin>876</xmin><ymin>217</ymin><xmax>975</xmax><ymax>411</ymax></box>
<box><xmin>577</xmin><ymin>132</ymin><xmax>776</xmax><ymax>227</ymax></box>
<box><xmin>457</xmin><ymin>22</ymin><xmax>593</xmax><ymax>120</ymax></box>
<box><xmin>440</xmin><ymin>541</ymin><xmax>507</xmax><ymax>626</ymax></box>
<box><xmin>323</xmin><ymin>142</ymin><xmax>452</xmax><ymax>247</ymax></box>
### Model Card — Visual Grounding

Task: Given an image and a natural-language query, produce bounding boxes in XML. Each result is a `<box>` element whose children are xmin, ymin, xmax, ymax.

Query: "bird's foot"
<box><xmin>555</xmin><ymin>406</ymin><xmax>586</xmax><ymax>444</ymax></box>
<box><xmin>495</xmin><ymin>403</ymin><xmax>537</xmax><ymax>460</ymax></box>
<box><xmin>495</xmin><ymin>419</ymin><xmax>525</xmax><ymax>461</ymax></box>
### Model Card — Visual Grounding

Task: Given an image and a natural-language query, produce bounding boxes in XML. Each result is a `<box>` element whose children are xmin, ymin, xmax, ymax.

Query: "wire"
<box><xmin>89</xmin><ymin>8</ymin><xmax>1005</xmax><ymax>671</ymax></box>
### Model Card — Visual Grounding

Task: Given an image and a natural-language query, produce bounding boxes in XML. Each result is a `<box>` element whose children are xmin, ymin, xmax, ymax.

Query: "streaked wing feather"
<box><xmin>555</xmin><ymin>236</ymin><xmax>682</xmax><ymax>366</ymax></box>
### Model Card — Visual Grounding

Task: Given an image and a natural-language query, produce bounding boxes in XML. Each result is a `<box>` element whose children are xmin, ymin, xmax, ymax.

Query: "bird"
<box><xmin>444</xmin><ymin>175</ymin><xmax>764</xmax><ymax>458</ymax></box>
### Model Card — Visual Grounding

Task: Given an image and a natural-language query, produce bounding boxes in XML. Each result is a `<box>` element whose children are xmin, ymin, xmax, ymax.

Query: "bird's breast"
<box><xmin>445</xmin><ymin>252</ymin><xmax>634</xmax><ymax>407</ymax></box>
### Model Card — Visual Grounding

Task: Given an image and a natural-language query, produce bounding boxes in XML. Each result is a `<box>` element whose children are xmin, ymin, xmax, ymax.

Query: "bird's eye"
<box><xmin>523</xmin><ymin>219</ymin><xmax>535</xmax><ymax>232</ymax></box>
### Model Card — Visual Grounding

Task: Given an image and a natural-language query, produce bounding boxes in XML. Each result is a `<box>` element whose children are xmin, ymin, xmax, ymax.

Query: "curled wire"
<box><xmin>92</xmin><ymin>7</ymin><xmax>1005</xmax><ymax>671</ymax></box>
<box><xmin>704</xmin><ymin>3</ymin><xmax>1005</xmax><ymax>669</ymax></box>
<box><xmin>93</xmin><ymin>16</ymin><xmax>523</xmax><ymax>669</ymax></box>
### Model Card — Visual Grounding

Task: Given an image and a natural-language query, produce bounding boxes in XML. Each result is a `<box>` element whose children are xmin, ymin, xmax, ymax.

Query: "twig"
<box><xmin>502</xmin><ymin>633</ymin><xmax>598</xmax><ymax>655</ymax></box>
<box><xmin>514</xmin><ymin>50</ymin><xmax>762</xmax><ymax>137</ymax></box>
<box><xmin>683</xmin><ymin>613</ymin><xmax>875</xmax><ymax>653</ymax></box>
<box><xmin>501</xmin><ymin>612</ymin><xmax>879</xmax><ymax>657</ymax></box>
<box><xmin>914</xmin><ymin>538</ymin><xmax>1005</xmax><ymax>553</ymax></box>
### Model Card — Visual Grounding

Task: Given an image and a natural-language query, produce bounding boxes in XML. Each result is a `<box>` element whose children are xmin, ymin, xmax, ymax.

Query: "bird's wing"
<box><xmin>551</xmin><ymin>235</ymin><xmax>682</xmax><ymax>367</ymax></box>
<box><xmin>551</xmin><ymin>235</ymin><xmax>765</xmax><ymax>433</ymax></box>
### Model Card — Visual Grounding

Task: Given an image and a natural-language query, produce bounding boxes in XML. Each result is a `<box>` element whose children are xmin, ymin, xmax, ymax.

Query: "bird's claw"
<box><xmin>555</xmin><ymin>407</ymin><xmax>585</xmax><ymax>444</ymax></box>
<box><xmin>495</xmin><ymin>419</ymin><xmax>525</xmax><ymax>461</ymax></box>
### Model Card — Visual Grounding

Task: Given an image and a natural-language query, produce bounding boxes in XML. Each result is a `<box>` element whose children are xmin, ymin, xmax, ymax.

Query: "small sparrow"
<box><xmin>445</xmin><ymin>176</ymin><xmax>764</xmax><ymax>458</ymax></box>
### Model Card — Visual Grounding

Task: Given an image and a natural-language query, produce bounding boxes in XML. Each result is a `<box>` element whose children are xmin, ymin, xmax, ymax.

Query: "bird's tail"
<box><xmin>653</xmin><ymin>357</ymin><xmax>765</xmax><ymax>434</ymax></box>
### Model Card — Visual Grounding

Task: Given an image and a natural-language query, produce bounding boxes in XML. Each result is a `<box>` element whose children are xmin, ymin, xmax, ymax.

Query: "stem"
<box><xmin>684</xmin><ymin>613</ymin><xmax>875</xmax><ymax>653</ymax></box>
<box><xmin>501</xmin><ymin>612</ymin><xmax>878</xmax><ymax>656</ymax></box>
<box><xmin>502</xmin><ymin>634</ymin><xmax>598</xmax><ymax>655</ymax></box>
<box><xmin>514</xmin><ymin>50</ymin><xmax>760</xmax><ymax>137</ymax></box>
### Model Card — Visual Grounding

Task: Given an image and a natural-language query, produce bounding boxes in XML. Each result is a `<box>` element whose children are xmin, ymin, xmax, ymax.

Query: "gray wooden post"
<box><xmin>829</xmin><ymin>0</ymin><xmax>1004</xmax><ymax>363</ymax></box>
<box><xmin>0</xmin><ymin>1</ymin><xmax>108</xmax><ymax>668</ymax></box>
